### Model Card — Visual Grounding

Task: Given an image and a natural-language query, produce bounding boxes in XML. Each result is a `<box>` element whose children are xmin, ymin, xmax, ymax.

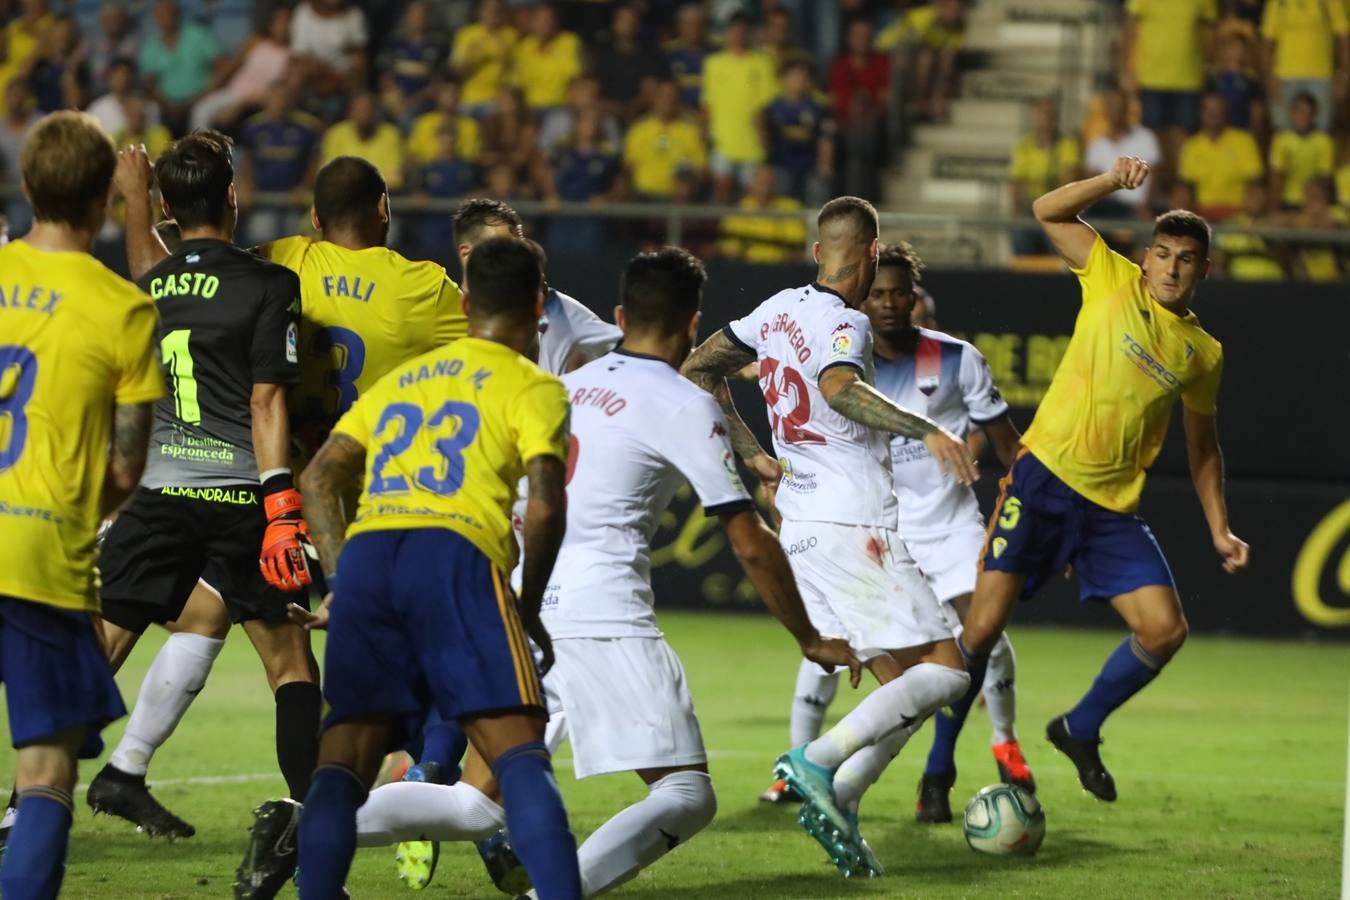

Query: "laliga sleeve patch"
<box><xmin>285</xmin><ymin>322</ymin><xmax>299</xmax><ymax>364</ymax></box>
<box><xmin>829</xmin><ymin>332</ymin><xmax>853</xmax><ymax>360</ymax></box>
<box><xmin>722</xmin><ymin>449</ymin><xmax>746</xmax><ymax>492</ymax></box>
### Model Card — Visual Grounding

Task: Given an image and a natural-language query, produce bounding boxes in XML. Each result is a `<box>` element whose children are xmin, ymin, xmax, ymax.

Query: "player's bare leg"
<box><xmin>1045</xmin><ymin>584</ymin><xmax>1187</xmax><ymax>803</ymax></box>
<box><xmin>2</xmin><ymin>728</ymin><xmax>83</xmax><ymax>898</ymax></box>
<box><xmin>88</xmin><ymin>583</ymin><xmax>229</xmax><ymax>839</ymax></box>
<box><xmin>242</xmin><ymin>618</ymin><xmax>322</xmax><ymax>801</ymax></box>
<box><xmin>918</xmin><ymin>592</ymin><xmax>1034</xmax><ymax>823</ymax></box>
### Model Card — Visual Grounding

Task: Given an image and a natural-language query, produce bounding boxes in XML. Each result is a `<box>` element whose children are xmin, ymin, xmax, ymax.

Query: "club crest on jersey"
<box><xmin>992</xmin><ymin>537</ymin><xmax>1007</xmax><ymax>559</ymax></box>
<box><xmin>829</xmin><ymin>333</ymin><xmax>852</xmax><ymax>358</ymax></box>
<box><xmin>916</xmin><ymin>375</ymin><xmax>939</xmax><ymax>396</ymax></box>
<box><xmin>285</xmin><ymin>322</ymin><xmax>298</xmax><ymax>364</ymax></box>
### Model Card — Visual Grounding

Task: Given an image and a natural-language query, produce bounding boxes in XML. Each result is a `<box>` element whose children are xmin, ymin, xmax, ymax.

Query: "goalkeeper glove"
<box><xmin>259</xmin><ymin>471</ymin><xmax>312</xmax><ymax>591</ymax></box>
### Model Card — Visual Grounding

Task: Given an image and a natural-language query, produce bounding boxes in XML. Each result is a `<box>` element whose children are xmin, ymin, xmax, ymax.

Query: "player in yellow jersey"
<box><xmin>0</xmin><ymin>111</ymin><xmax>162</xmax><ymax>899</ymax></box>
<box><xmin>236</xmin><ymin>236</ymin><xmax>583</xmax><ymax>900</ymax></box>
<box><xmin>126</xmin><ymin>154</ymin><xmax>466</xmax><ymax>438</ymax></box>
<box><xmin>961</xmin><ymin>156</ymin><xmax>1250</xmax><ymax>804</ymax></box>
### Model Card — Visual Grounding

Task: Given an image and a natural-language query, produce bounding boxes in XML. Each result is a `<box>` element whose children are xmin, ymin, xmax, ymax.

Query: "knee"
<box><xmin>1138</xmin><ymin>616</ymin><xmax>1188</xmax><ymax>661</ymax></box>
<box><xmin>654</xmin><ymin>770</ymin><xmax>717</xmax><ymax>836</ymax></box>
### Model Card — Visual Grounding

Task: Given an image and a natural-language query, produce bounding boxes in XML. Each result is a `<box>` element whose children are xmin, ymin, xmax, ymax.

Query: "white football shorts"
<box><xmin>904</xmin><ymin>522</ymin><xmax>988</xmax><ymax>609</ymax></box>
<box><xmin>544</xmin><ymin>636</ymin><xmax>706</xmax><ymax>779</ymax></box>
<box><xmin>779</xmin><ymin>519</ymin><xmax>953</xmax><ymax>660</ymax></box>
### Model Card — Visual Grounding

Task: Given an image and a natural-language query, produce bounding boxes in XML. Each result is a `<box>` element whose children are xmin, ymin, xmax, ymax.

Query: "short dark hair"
<box><xmin>817</xmin><ymin>195</ymin><xmax>879</xmax><ymax>243</ymax></box>
<box><xmin>621</xmin><ymin>247</ymin><xmax>706</xmax><ymax>333</ymax></box>
<box><xmin>313</xmin><ymin>156</ymin><xmax>387</xmax><ymax>231</ymax></box>
<box><xmin>465</xmin><ymin>235</ymin><xmax>543</xmax><ymax>322</ymax></box>
<box><xmin>154</xmin><ymin>129</ymin><xmax>233</xmax><ymax>230</ymax></box>
<box><xmin>21</xmin><ymin>111</ymin><xmax>116</xmax><ymax>230</ymax></box>
<box><xmin>1153</xmin><ymin>209</ymin><xmax>1211</xmax><ymax>258</ymax></box>
<box><xmin>877</xmin><ymin>241</ymin><xmax>924</xmax><ymax>287</ymax></box>
<box><xmin>453</xmin><ymin>198</ymin><xmax>523</xmax><ymax>246</ymax></box>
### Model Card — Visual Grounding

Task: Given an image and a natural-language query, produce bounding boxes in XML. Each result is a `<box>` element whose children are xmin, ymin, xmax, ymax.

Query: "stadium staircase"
<box><xmin>882</xmin><ymin>0</ymin><xmax>1115</xmax><ymax>267</ymax></box>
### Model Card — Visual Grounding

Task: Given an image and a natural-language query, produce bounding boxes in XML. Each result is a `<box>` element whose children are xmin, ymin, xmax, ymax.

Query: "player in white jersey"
<box><xmin>681</xmin><ymin>197</ymin><xmax>980</xmax><ymax>877</ymax></box>
<box><xmin>762</xmin><ymin>242</ymin><xmax>1033</xmax><ymax>824</ymax></box>
<box><xmin>293</xmin><ymin>248</ymin><xmax>859</xmax><ymax>897</ymax></box>
<box><xmin>382</xmin><ymin>200</ymin><xmax>622</xmax><ymax>888</ymax></box>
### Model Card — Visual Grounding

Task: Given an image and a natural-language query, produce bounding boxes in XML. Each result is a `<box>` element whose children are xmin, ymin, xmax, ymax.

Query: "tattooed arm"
<box><xmin>519</xmin><ymin>454</ymin><xmax>567</xmax><ymax>674</ymax></box>
<box><xmin>101</xmin><ymin>402</ymin><xmax>154</xmax><ymax>517</ymax></box>
<box><xmin>819</xmin><ymin>366</ymin><xmax>979</xmax><ymax>485</ymax></box>
<box><xmin>679</xmin><ymin>330</ymin><xmax>780</xmax><ymax>480</ymax></box>
<box><xmin>297</xmin><ymin>433</ymin><xmax>366</xmax><ymax>579</ymax></box>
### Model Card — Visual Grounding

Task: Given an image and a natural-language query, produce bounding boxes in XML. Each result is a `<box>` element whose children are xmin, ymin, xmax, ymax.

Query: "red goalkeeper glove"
<box><xmin>259</xmin><ymin>472</ymin><xmax>312</xmax><ymax>591</ymax></box>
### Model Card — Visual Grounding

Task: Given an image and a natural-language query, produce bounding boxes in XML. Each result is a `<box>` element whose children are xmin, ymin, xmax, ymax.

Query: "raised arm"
<box><xmin>818</xmin><ymin>366</ymin><xmax>978</xmax><ymax>485</ymax></box>
<box><xmin>721</xmin><ymin>507</ymin><xmax>861</xmax><ymax>686</ymax></box>
<box><xmin>680</xmin><ymin>330</ymin><xmax>781</xmax><ymax>487</ymax></box>
<box><xmin>113</xmin><ymin>145</ymin><xmax>171</xmax><ymax>281</ymax></box>
<box><xmin>101</xmin><ymin>401</ymin><xmax>154</xmax><ymax>517</ymax></box>
<box><xmin>1032</xmin><ymin>156</ymin><xmax>1149</xmax><ymax>269</ymax></box>
<box><xmin>1182</xmin><ymin>407</ymin><xmax>1248</xmax><ymax>574</ymax></box>
<box><xmin>519</xmin><ymin>454</ymin><xmax>568</xmax><ymax>675</ymax></box>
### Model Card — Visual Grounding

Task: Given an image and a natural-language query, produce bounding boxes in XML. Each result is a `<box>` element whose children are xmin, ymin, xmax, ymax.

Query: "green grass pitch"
<box><xmin>2</xmin><ymin>612</ymin><xmax>1344</xmax><ymax>898</ymax></box>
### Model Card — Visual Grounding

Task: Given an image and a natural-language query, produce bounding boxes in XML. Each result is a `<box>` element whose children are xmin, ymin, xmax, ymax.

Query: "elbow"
<box><xmin>1030</xmin><ymin>194</ymin><xmax>1052</xmax><ymax>223</ymax></box>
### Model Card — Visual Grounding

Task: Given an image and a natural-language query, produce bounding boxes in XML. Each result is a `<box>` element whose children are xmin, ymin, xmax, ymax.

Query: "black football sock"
<box><xmin>275</xmin><ymin>681</ymin><xmax>323</xmax><ymax>800</ymax></box>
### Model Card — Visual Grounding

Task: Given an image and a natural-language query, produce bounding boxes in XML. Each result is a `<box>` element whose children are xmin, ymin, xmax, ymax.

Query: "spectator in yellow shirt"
<box><xmin>451</xmin><ymin>0</ymin><xmax>517</xmax><ymax>115</ymax></box>
<box><xmin>1286</xmin><ymin>177</ymin><xmax>1346</xmax><ymax>280</ymax></box>
<box><xmin>623</xmin><ymin>79</ymin><xmax>706</xmax><ymax>200</ymax></box>
<box><xmin>0</xmin><ymin>0</ymin><xmax>53</xmax><ymax>115</ymax></box>
<box><xmin>1214</xmin><ymin>182</ymin><xmax>1288</xmax><ymax>280</ymax></box>
<box><xmin>701</xmin><ymin>14</ymin><xmax>778</xmax><ymax>204</ymax></box>
<box><xmin>717</xmin><ymin>164</ymin><xmax>807</xmax><ymax>263</ymax></box>
<box><xmin>1268</xmin><ymin>92</ymin><xmax>1334</xmax><ymax>211</ymax></box>
<box><xmin>1125</xmin><ymin>0</ymin><xmax>1216</xmax><ymax>140</ymax></box>
<box><xmin>1337</xmin><ymin>157</ymin><xmax>1350</xmax><ymax>215</ymax></box>
<box><xmin>407</xmin><ymin>80</ymin><xmax>481</xmax><ymax>166</ymax></box>
<box><xmin>1010</xmin><ymin>98</ymin><xmax>1081</xmax><ymax>255</ymax></box>
<box><xmin>321</xmin><ymin>92</ymin><xmax>406</xmax><ymax>191</ymax></box>
<box><xmin>1178</xmin><ymin>91</ymin><xmax>1263</xmax><ymax>221</ymax></box>
<box><xmin>513</xmin><ymin>5</ymin><xmax>582</xmax><ymax>112</ymax></box>
<box><xmin>1260</xmin><ymin>0</ymin><xmax>1349</xmax><ymax>131</ymax></box>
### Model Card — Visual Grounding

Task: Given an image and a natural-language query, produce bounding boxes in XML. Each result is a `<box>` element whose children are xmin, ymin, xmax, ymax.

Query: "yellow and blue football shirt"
<box><xmin>332</xmin><ymin>337</ymin><xmax>569</xmax><ymax>574</ymax></box>
<box><xmin>258</xmin><ymin>235</ymin><xmax>466</xmax><ymax>427</ymax></box>
<box><xmin>1021</xmin><ymin>237</ymin><xmax>1223</xmax><ymax>513</ymax></box>
<box><xmin>0</xmin><ymin>240</ymin><xmax>164</xmax><ymax>611</ymax></box>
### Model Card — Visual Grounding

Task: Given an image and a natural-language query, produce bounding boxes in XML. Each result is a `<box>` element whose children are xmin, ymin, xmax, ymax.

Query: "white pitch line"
<box><xmin>1342</xmin><ymin>688</ymin><xmax>1349</xmax><ymax>900</ymax></box>
<box><xmin>68</xmin><ymin>749</ymin><xmax>1344</xmax><ymax>796</ymax></box>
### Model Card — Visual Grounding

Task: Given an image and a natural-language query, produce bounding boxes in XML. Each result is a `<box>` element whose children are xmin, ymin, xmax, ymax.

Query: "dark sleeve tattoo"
<box><xmin>297</xmin><ymin>433</ymin><xmax>366</xmax><ymax>577</ymax></box>
<box><xmin>680</xmin><ymin>331</ymin><xmax>769</xmax><ymax>461</ymax></box>
<box><xmin>519</xmin><ymin>455</ymin><xmax>567</xmax><ymax>614</ymax></box>
<box><xmin>103</xmin><ymin>401</ymin><xmax>153</xmax><ymax>515</ymax></box>
<box><xmin>828</xmin><ymin>378</ymin><xmax>940</xmax><ymax>440</ymax></box>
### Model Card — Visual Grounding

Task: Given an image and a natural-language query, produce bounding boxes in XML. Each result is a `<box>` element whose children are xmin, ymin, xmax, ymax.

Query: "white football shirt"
<box><xmin>725</xmin><ymin>283</ymin><xmax>897</xmax><ymax>528</ymax></box>
<box><xmin>541</xmin><ymin>349</ymin><xmax>753</xmax><ymax>639</ymax></box>
<box><xmin>872</xmin><ymin>329</ymin><xmax>1009</xmax><ymax>535</ymax></box>
<box><xmin>536</xmin><ymin>288</ymin><xmax>623</xmax><ymax>375</ymax></box>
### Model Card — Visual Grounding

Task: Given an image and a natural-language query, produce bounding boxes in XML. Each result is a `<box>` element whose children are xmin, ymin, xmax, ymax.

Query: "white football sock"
<box><xmin>789</xmin><ymin>659</ymin><xmax>839</xmax><ymax>746</ymax></box>
<box><xmin>109</xmin><ymin>632</ymin><xmax>224</xmax><ymax>777</ymax></box>
<box><xmin>984</xmin><ymin>633</ymin><xmax>1018</xmax><ymax>745</ymax></box>
<box><xmin>804</xmin><ymin>662</ymin><xmax>969</xmax><ymax>770</ymax></box>
<box><xmin>355</xmin><ymin>781</ymin><xmax>504</xmax><ymax>847</ymax></box>
<box><xmin>576</xmin><ymin>771</ymin><xmax>716</xmax><ymax>897</ymax></box>
<box><xmin>833</xmin><ymin>719</ymin><xmax>922</xmax><ymax>814</ymax></box>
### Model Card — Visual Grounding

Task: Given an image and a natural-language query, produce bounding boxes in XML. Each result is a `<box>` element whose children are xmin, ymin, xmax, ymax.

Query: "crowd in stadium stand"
<box><xmin>0</xmin><ymin>0</ymin><xmax>1342</xmax><ymax>277</ymax></box>
<box><xmin>1010</xmin><ymin>0</ymin><xmax>1349</xmax><ymax>279</ymax></box>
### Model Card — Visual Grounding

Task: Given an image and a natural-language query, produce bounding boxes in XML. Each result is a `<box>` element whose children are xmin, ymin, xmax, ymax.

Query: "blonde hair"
<box><xmin>21</xmin><ymin>111</ymin><xmax>117</xmax><ymax>230</ymax></box>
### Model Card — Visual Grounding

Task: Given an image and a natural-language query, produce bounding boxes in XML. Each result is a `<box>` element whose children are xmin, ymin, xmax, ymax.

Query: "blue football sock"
<box><xmin>924</xmin><ymin>639</ymin><xmax>989</xmax><ymax>777</ymax></box>
<box><xmin>490</xmin><ymin>741</ymin><xmax>581</xmax><ymax>900</ymax></box>
<box><xmin>296</xmin><ymin>764</ymin><xmax>367</xmax><ymax>899</ymax></box>
<box><xmin>1064</xmin><ymin>636</ymin><xmax>1163</xmax><ymax>741</ymax></box>
<box><xmin>418</xmin><ymin>718</ymin><xmax>467</xmax><ymax>784</ymax></box>
<box><xmin>1</xmin><ymin>787</ymin><xmax>73</xmax><ymax>900</ymax></box>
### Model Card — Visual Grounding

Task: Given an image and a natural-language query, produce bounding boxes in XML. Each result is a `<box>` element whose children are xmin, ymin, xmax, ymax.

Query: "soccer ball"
<box><xmin>962</xmin><ymin>784</ymin><xmax>1045</xmax><ymax>856</ymax></box>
